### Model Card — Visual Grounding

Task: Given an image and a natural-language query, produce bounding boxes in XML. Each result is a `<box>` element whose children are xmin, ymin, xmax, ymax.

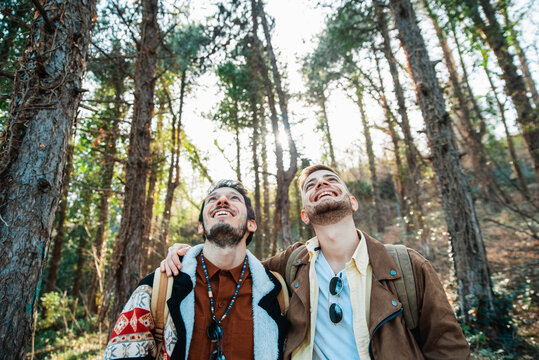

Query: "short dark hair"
<box><xmin>298</xmin><ymin>164</ymin><xmax>340</xmax><ymax>190</ymax></box>
<box><xmin>198</xmin><ymin>179</ymin><xmax>256</xmax><ymax>245</ymax></box>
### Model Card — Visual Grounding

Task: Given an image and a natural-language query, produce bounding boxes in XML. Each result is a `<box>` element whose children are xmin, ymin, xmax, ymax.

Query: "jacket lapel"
<box><xmin>169</xmin><ymin>244</ymin><xmax>202</xmax><ymax>360</ymax></box>
<box><xmin>247</xmin><ymin>250</ymin><xmax>282</xmax><ymax>359</ymax></box>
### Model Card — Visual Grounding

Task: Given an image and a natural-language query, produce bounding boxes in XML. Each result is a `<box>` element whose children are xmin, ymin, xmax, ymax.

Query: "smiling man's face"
<box><xmin>199</xmin><ymin>187</ymin><xmax>256</xmax><ymax>248</ymax></box>
<box><xmin>301</xmin><ymin>169</ymin><xmax>357</xmax><ymax>226</ymax></box>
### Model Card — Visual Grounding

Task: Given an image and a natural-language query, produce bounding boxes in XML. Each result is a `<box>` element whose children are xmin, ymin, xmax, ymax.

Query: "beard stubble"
<box><xmin>304</xmin><ymin>197</ymin><xmax>354</xmax><ymax>226</ymax></box>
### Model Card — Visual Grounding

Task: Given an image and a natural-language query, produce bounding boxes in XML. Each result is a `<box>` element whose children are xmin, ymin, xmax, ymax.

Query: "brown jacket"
<box><xmin>263</xmin><ymin>232</ymin><xmax>470</xmax><ymax>359</ymax></box>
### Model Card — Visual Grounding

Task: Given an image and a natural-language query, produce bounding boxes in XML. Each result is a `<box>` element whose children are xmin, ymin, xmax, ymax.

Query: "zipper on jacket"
<box><xmin>368</xmin><ymin>308</ymin><xmax>403</xmax><ymax>359</ymax></box>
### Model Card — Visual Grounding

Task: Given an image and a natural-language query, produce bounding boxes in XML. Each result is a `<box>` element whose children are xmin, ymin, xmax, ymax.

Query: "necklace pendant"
<box><xmin>207</xmin><ymin>319</ymin><xmax>223</xmax><ymax>342</ymax></box>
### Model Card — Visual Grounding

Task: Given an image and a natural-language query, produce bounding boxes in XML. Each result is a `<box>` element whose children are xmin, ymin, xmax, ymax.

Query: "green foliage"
<box><xmin>38</xmin><ymin>292</ymin><xmax>72</xmax><ymax>330</ymax></box>
<box><xmin>164</xmin><ymin>23</ymin><xmax>211</xmax><ymax>74</ymax></box>
<box><xmin>346</xmin><ymin>178</ymin><xmax>373</xmax><ymax>200</ymax></box>
<box><xmin>35</xmin><ymin>292</ymin><xmax>102</xmax><ymax>359</ymax></box>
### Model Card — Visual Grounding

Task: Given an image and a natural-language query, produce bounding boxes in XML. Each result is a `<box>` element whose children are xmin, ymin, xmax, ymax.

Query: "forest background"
<box><xmin>0</xmin><ymin>0</ymin><xmax>537</xmax><ymax>358</ymax></box>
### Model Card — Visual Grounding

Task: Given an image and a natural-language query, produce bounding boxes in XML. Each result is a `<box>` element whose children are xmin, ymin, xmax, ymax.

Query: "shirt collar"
<box><xmin>351</xmin><ymin>230</ymin><xmax>369</xmax><ymax>274</ymax></box>
<box><xmin>304</xmin><ymin>229</ymin><xmax>369</xmax><ymax>274</ymax></box>
<box><xmin>197</xmin><ymin>253</ymin><xmax>249</xmax><ymax>284</ymax></box>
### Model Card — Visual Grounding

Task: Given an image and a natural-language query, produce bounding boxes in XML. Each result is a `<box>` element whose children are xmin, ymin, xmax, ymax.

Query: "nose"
<box><xmin>315</xmin><ymin>178</ymin><xmax>330</xmax><ymax>189</ymax></box>
<box><xmin>216</xmin><ymin>195</ymin><xmax>230</xmax><ymax>206</ymax></box>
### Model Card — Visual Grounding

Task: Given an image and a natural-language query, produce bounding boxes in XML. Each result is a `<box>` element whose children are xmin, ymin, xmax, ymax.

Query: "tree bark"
<box><xmin>465</xmin><ymin>0</ymin><xmax>539</xmax><ymax>180</ymax></box>
<box><xmin>0</xmin><ymin>0</ymin><xmax>97</xmax><ymax>355</ymax></box>
<box><xmin>256</xmin><ymin>0</ymin><xmax>298</xmax><ymax>249</ymax></box>
<box><xmin>107</xmin><ymin>0</ymin><xmax>159</xmax><ymax>327</ymax></box>
<box><xmin>45</xmin><ymin>143</ymin><xmax>75</xmax><ymax>293</ymax></box>
<box><xmin>388</xmin><ymin>0</ymin><xmax>504</xmax><ymax>340</ymax></box>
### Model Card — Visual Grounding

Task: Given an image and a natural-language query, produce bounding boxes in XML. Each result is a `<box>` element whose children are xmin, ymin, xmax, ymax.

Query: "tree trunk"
<box><xmin>256</xmin><ymin>0</ymin><xmax>298</xmax><ymax>249</ymax></box>
<box><xmin>45</xmin><ymin>143</ymin><xmax>75</xmax><ymax>293</ymax></box>
<box><xmin>234</xmin><ymin>126</ymin><xmax>242</xmax><ymax>182</ymax></box>
<box><xmin>159</xmin><ymin>75</ymin><xmax>185</xmax><ymax>263</ymax></box>
<box><xmin>261</xmin><ymin>120</ymin><xmax>272</xmax><ymax>257</ymax></box>
<box><xmin>373</xmin><ymin>47</ymin><xmax>407</xmax><ymax>225</ymax></box>
<box><xmin>388</xmin><ymin>0</ymin><xmax>505</xmax><ymax>341</ymax></box>
<box><xmin>72</xmin><ymin>224</ymin><xmax>90</xmax><ymax>299</ymax></box>
<box><xmin>448</xmin><ymin>19</ymin><xmax>487</xmax><ymax>133</ymax></box>
<box><xmin>141</xmin><ymin>164</ymin><xmax>157</xmax><ymax>274</ymax></box>
<box><xmin>0</xmin><ymin>0</ymin><xmax>96</xmax><ymax>355</ymax></box>
<box><xmin>319</xmin><ymin>93</ymin><xmax>336</xmax><ymax>168</ymax></box>
<box><xmin>252</xmin><ymin>101</ymin><xmax>263</xmax><ymax>257</ymax></box>
<box><xmin>107</xmin><ymin>0</ymin><xmax>159</xmax><ymax>328</ymax></box>
<box><xmin>483</xmin><ymin>53</ymin><xmax>529</xmax><ymax>198</ymax></box>
<box><xmin>354</xmin><ymin>84</ymin><xmax>385</xmax><ymax>234</ymax></box>
<box><xmin>466</xmin><ymin>0</ymin><xmax>539</xmax><ymax>180</ymax></box>
<box><xmin>426</xmin><ymin>0</ymin><xmax>503</xmax><ymax>207</ymax></box>
<box><xmin>87</xmin><ymin>76</ymin><xmax>124</xmax><ymax>314</ymax></box>
<box><xmin>375</xmin><ymin>3</ymin><xmax>426</xmax><ymax>239</ymax></box>
<box><xmin>501</xmin><ymin>4</ymin><xmax>539</xmax><ymax>108</ymax></box>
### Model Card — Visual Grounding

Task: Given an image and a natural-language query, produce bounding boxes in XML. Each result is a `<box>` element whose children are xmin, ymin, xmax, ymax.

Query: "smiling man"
<box><xmin>164</xmin><ymin>165</ymin><xmax>470</xmax><ymax>359</ymax></box>
<box><xmin>263</xmin><ymin>164</ymin><xmax>470</xmax><ymax>359</ymax></box>
<box><xmin>104</xmin><ymin>180</ymin><xmax>287</xmax><ymax>360</ymax></box>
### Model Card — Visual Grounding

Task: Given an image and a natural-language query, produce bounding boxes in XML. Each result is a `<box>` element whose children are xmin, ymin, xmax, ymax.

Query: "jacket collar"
<box><xmin>363</xmin><ymin>232</ymin><xmax>402</xmax><ymax>280</ymax></box>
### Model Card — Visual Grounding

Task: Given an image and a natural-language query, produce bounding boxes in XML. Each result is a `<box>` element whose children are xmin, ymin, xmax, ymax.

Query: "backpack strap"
<box><xmin>151</xmin><ymin>268</ymin><xmax>174</xmax><ymax>357</ymax></box>
<box><xmin>384</xmin><ymin>244</ymin><xmax>418</xmax><ymax>330</ymax></box>
<box><xmin>285</xmin><ymin>244</ymin><xmax>308</xmax><ymax>289</ymax></box>
<box><xmin>270</xmin><ymin>271</ymin><xmax>289</xmax><ymax>316</ymax></box>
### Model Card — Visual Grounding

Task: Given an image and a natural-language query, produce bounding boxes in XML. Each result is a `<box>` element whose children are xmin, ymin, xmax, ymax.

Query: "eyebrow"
<box><xmin>206</xmin><ymin>189</ymin><xmax>243</xmax><ymax>199</ymax></box>
<box><xmin>303</xmin><ymin>174</ymin><xmax>338</xmax><ymax>191</ymax></box>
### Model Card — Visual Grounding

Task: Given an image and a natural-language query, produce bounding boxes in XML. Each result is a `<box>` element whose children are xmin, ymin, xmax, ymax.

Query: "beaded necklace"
<box><xmin>200</xmin><ymin>250</ymin><xmax>248</xmax><ymax>326</ymax></box>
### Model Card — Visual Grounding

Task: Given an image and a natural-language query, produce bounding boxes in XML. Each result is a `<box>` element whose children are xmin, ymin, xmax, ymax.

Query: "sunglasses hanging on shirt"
<box><xmin>329</xmin><ymin>273</ymin><xmax>344</xmax><ymax>325</ymax></box>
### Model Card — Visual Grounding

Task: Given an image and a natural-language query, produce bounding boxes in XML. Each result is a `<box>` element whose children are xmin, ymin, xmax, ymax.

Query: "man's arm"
<box><xmin>409</xmin><ymin>249</ymin><xmax>471</xmax><ymax>359</ymax></box>
<box><xmin>103</xmin><ymin>275</ymin><xmax>158</xmax><ymax>359</ymax></box>
<box><xmin>261</xmin><ymin>242</ymin><xmax>304</xmax><ymax>277</ymax></box>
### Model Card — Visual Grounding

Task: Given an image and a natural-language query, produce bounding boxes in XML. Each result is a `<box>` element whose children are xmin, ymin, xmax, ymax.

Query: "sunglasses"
<box><xmin>329</xmin><ymin>274</ymin><xmax>344</xmax><ymax>325</ymax></box>
<box><xmin>207</xmin><ymin>320</ymin><xmax>225</xmax><ymax>360</ymax></box>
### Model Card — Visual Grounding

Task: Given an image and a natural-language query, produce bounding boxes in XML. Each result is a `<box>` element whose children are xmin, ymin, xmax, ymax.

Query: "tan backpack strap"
<box><xmin>151</xmin><ymin>268</ymin><xmax>174</xmax><ymax>357</ymax></box>
<box><xmin>270</xmin><ymin>271</ymin><xmax>289</xmax><ymax>316</ymax></box>
<box><xmin>285</xmin><ymin>244</ymin><xmax>307</xmax><ymax>288</ymax></box>
<box><xmin>384</xmin><ymin>244</ymin><xmax>418</xmax><ymax>330</ymax></box>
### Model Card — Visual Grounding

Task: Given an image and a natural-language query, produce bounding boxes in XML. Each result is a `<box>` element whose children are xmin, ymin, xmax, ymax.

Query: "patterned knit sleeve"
<box><xmin>103</xmin><ymin>284</ymin><xmax>158</xmax><ymax>360</ymax></box>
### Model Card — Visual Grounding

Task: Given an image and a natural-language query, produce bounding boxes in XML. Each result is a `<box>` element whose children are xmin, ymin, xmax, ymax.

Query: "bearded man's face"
<box><xmin>301</xmin><ymin>170</ymin><xmax>355</xmax><ymax>225</ymax></box>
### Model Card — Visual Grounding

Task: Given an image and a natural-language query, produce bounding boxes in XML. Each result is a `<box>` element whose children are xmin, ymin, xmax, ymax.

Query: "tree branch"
<box><xmin>30</xmin><ymin>0</ymin><xmax>54</xmax><ymax>32</ymax></box>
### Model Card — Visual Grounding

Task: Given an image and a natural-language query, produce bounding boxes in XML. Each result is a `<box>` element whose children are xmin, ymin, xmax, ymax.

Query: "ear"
<box><xmin>350</xmin><ymin>196</ymin><xmax>358</xmax><ymax>212</ymax></box>
<box><xmin>300</xmin><ymin>209</ymin><xmax>310</xmax><ymax>225</ymax></box>
<box><xmin>247</xmin><ymin>219</ymin><xmax>257</xmax><ymax>232</ymax></box>
<box><xmin>198</xmin><ymin>222</ymin><xmax>204</xmax><ymax>234</ymax></box>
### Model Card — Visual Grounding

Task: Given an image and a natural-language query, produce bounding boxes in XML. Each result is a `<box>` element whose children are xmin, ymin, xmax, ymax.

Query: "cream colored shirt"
<box><xmin>292</xmin><ymin>231</ymin><xmax>372</xmax><ymax>359</ymax></box>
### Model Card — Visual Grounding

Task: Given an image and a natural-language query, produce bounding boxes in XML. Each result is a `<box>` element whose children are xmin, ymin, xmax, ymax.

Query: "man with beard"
<box><xmin>104</xmin><ymin>180</ymin><xmax>287</xmax><ymax>360</ymax></box>
<box><xmin>163</xmin><ymin>165</ymin><xmax>470</xmax><ymax>359</ymax></box>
